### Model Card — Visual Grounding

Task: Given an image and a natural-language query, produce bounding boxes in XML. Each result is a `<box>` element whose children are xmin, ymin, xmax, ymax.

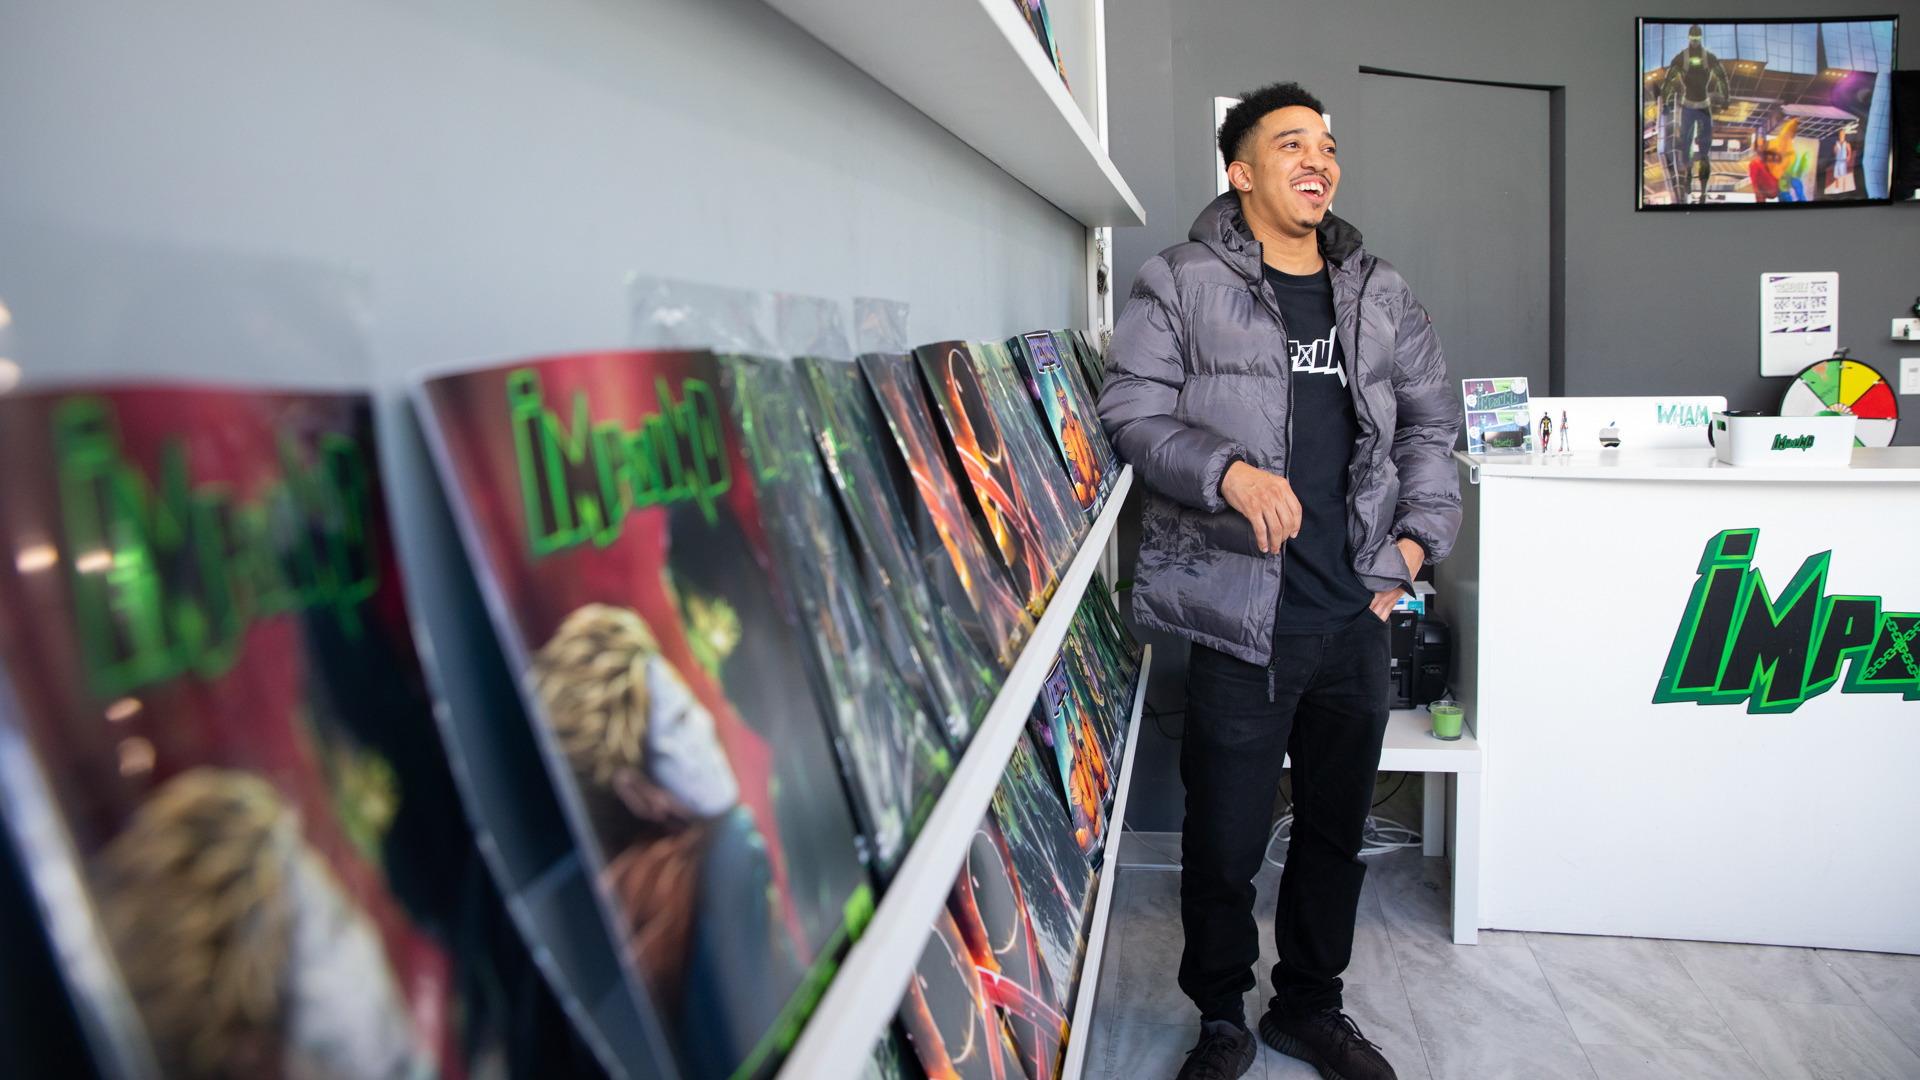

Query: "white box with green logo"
<box><xmin>1710</xmin><ymin>412</ymin><xmax>1857</xmax><ymax>467</ymax></box>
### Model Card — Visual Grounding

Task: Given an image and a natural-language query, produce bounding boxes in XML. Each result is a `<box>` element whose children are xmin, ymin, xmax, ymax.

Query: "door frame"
<box><xmin>1358</xmin><ymin>66</ymin><xmax>1567</xmax><ymax>396</ymax></box>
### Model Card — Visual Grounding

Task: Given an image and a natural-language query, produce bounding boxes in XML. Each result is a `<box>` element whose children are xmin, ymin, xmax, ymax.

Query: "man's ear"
<box><xmin>1226</xmin><ymin>159</ymin><xmax>1253</xmax><ymax>194</ymax></box>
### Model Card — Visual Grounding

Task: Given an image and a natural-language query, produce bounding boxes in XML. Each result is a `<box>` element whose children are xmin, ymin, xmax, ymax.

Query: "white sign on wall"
<box><xmin>1214</xmin><ymin>96</ymin><xmax>1240</xmax><ymax>196</ymax></box>
<box><xmin>1760</xmin><ymin>271</ymin><xmax>1838</xmax><ymax>376</ymax></box>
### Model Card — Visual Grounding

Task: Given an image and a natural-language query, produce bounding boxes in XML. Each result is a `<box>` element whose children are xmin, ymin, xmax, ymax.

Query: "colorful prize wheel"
<box><xmin>1780</xmin><ymin>358</ymin><xmax>1900</xmax><ymax>447</ymax></box>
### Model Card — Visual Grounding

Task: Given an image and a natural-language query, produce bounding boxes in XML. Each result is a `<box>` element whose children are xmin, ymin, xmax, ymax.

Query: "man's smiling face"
<box><xmin>1230</xmin><ymin>105</ymin><xmax>1340</xmax><ymax>239</ymax></box>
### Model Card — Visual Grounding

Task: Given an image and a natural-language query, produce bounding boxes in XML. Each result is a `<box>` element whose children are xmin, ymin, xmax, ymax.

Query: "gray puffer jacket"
<box><xmin>1098</xmin><ymin>193</ymin><xmax>1461</xmax><ymax>666</ymax></box>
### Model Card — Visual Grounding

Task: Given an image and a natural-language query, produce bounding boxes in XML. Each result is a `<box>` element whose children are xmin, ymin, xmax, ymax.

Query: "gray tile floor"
<box><xmin>1081</xmin><ymin>838</ymin><xmax>1920</xmax><ymax>1080</ymax></box>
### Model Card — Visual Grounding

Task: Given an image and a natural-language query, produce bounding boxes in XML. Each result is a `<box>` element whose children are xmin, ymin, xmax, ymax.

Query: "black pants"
<box><xmin>1177</xmin><ymin>612</ymin><xmax>1390</xmax><ymax>1025</ymax></box>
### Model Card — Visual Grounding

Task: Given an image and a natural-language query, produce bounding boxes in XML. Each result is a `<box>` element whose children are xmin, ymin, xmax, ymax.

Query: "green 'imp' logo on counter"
<box><xmin>1653</xmin><ymin>529</ymin><xmax>1918</xmax><ymax>713</ymax></box>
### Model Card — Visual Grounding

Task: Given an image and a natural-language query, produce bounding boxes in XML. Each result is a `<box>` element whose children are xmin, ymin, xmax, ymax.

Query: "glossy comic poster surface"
<box><xmin>720</xmin><ymin>354</ymin><xmax>951</xmax><ymax>878</ymax></box>
<box><xmin>794</xmin><ymin>356</ymin><xmax>1000</xmax><ymax>747</ymax></box>
<box><xmin>1637</xmin><ymin>18</ymin><xmax>1898</xmax><ymax>207</ymax></box>
<box><xmin>0</xmin><ymin>388</ymin><xmax>479</xmax><ymax>1079</ymax></box>
<box><xmin>858</xmin><ymin>353</ymin><xmax>1035</xmax><ymax>670</ymax></box>
<box><xmin>989</xmin><ymin>731</ymin><xmax>1093</xmax><ymax>1019</ymax></box>
<box><xmin>417</xmin><ymin>351</ymin><xmax>870</xmax><ymax>1080</ymax></box>
<box><xmin>899</xmin><ymin>907</ymin><xmax>1023</xmax><ymax>1080</ymax></box>
<box><xmin>912</xmin><ymin>342</ymin><xmax>1065</xmax><ymax>618</ymax></box>
<box><xmin>967</xmin><ymin>341</ymin><xmax>1086</xmax><ymax>555</ymax></box>
<box><xmin>1061</xmin><ymin>623</ymin><xmax>1120</xmax><ymax>775</ymax></box>
<box><xmin>1032</xmin><ymin>659</ymin><xmax>1105</xmax><ymax>856</ymax></box>
<box><xmin>1046</xmin><ymin>332</ymin><xmax>1121</xmax><ymax>495</ymax></box>
<box><xmin>951</xmin><ymin>813</ymin><xmax>1066</xmax><ymax>1080</ymax></box>
<box><xmin>1066</xmin><ymin>330</ymin><xmax>1106</xmax><ymax>395</ymax></box>
<box><xmin>1057</xmin><ymin>648</ymin><xmax>1114</xmax><ymax>811</ymax></box>
<box><xmin>860</xmin><ymin>1028</ymin><xmax>926</xmax><ymax>1080</ymax></box>
<box><xmin>1073</xmin><ymin>579</ymin><xmax>1143</xmax><ymax>765</ymax></box>
<box><xmin>1009</xmin><ymin>332</ymin><xmax>1115</xmax><ymax>517</ymax></box>
<box><xmin>1078</xmin><ymin>575</ymin><xmax>1142</xmax><ymax>689</ymax></box>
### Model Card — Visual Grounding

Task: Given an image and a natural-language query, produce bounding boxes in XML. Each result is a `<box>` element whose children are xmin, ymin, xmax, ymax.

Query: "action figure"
<box><xmin>1539</xmin><ymin>412</ymin><xmax>1552</xmax><ymax>456</ymax></box>
<box><xmin>1557</xmin><ymin>410</ymin><xmax>1571</xmax><ymax>455</ymax></box>
<box><xmin>1751</xmin><ymin>119</ymin><xmax>1812</xmax><ymax>203</ymax></box>
<box><xmin>1660</xmin><ymin>24</ymin><xmax>1732</xmax><ymax>204</ymax></box>
<box><xmin>1826</xmin><ymin>122</ymin><xmax>1859</xmax><ymax>196</ymax></box>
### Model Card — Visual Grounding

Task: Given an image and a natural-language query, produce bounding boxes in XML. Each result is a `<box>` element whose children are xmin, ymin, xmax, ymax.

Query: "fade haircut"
<box><xmin>1218</xmin><ymin>81</ymin><xmax>1328</xmax><ymax>169</ymax></box>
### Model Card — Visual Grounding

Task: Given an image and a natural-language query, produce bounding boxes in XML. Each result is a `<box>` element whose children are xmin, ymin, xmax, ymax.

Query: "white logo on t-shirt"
<box><xmin>1289</xmin><ymin>330</ymin><xmax>1345</xmax><ymax>386</ymax></box>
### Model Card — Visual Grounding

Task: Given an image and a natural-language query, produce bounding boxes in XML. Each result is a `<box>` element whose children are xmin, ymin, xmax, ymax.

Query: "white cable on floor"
<box><xmin>1263</xmin><ymin>814</ymin><xmax>1421</xmax><ymax>868</ymax></box>
<box><xmin>1119</xmin><ymin>823</ymin><xmax>1185</xmax><ymax>870</ymax></box>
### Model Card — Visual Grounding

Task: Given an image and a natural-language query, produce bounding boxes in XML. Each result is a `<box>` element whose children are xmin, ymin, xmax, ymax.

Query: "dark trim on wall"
<box><xmin>1359</xmin><ymin>66</ymin><xmax>1569</xmax><ymax>393</ymax></box>
<box><xmin>1356</xmin><ymin>65</ymin><xmax>1560</xmax><ymax>93</ymax></box>
<box><xmin>1550</xmin><ymin>86</ymin><xmax>1566</xmax><ymax>396</ymax></box>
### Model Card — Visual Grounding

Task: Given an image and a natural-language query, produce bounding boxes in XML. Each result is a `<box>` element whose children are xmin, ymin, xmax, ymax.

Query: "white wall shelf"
<box><xmin>760</xmin><ymin>0</ymin><xmax>1145</xmax><ymax>228</ymax></box>
<box><xmin>1058</xmin><ymin>642</ymin><xmax>1151</xmax><ymax>1080</ymax></box>
<box><xmin>779</xmin><ymin>465</ymin><xmax>1134</xmax><ymax>1079</ymax></box>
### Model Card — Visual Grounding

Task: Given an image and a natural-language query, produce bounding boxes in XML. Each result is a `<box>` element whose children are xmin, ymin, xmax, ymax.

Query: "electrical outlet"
<box><xmin>1894</xmin><ymin>318</ymin><xmax>1920</xmax><ymax>341</ymax></box>
<box><xmin>1902</xmin><ymin>358</ymin><xmax>1920</xmax><ymax>397</ymax></box>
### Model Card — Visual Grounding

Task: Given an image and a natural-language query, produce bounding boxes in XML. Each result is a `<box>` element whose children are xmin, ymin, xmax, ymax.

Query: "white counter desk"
<box><xmin>1434</xmin><ymin>447</ymin><xmax>1920</xmax><ymax>953</ymax></box>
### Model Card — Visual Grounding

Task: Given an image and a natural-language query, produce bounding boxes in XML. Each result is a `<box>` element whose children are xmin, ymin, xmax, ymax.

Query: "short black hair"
<box><xmin>1218</xmin><ymin>81</ymin><xmax>1327</xmax><ymax>169</ymax></box>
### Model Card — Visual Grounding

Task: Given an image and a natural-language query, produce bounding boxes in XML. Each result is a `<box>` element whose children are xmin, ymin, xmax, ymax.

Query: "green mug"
<box><xmin>1429</xmin><ymin>700</ymin><xmax>1464</xmax><ymax>741</ymax></box>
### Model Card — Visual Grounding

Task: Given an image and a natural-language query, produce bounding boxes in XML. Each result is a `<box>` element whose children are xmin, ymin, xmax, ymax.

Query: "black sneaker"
<box><xmin>1175</xmin><ymin>1019</ymin><xmax>1257</xmax><ymax>1080</ymax></box>
<box><xmin>1258</xmin><ymin>1007</ymin><xmax>1397</xmax><ymax>1080</ymax></box>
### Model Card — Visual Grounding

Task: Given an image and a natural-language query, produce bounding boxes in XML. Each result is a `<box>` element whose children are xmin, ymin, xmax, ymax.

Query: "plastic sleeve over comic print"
<box><xmin>912</xmin><ymin>341</ymin><xmax>1062</xmax><ymax>618</ymax></box>
<box><xmin>0</xmin><ymin>386</ymin><xmax>521</xmax><ymax>1080</ymax></box>
<box><xmin>857</xmin><ymin>352</ymin><xmax>1036</xmax><ymax>669</ymax></box>
<box><xmin>969</xmin><ymin>340</ymin><xmax>1088</xmax><ymax>554</ymax></box>
<box><xmin>795</xmin><ymin>355</ymin><xmax>1002</xmax><ymax>747</ymax></box>
<box><xmin>717</xmin><ymin>352</ymin><xmax>952</xmax><ymax>882</ymax></box>
<box><xmin>416</xmin><ymin>350</ymin><xmax>871</xmax><ymax>1080</ymax></box>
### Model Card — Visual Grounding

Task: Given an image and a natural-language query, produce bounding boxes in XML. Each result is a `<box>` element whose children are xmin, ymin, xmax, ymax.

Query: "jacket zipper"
<box><xmin>1347</xmin><ymin>260</ymin><xmax>1380</xmax><ymax>559</ymax></box>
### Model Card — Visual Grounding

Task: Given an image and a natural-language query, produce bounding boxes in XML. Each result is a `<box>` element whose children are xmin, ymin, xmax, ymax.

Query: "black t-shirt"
<box><xmin>1263</xmin><ymin>263</ymin><xmax>1374</xmax><ymax>636</ymax></box>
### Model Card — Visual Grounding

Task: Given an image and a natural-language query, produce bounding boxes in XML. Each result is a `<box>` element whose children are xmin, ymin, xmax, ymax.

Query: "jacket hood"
<box><xmin>1188</xmin><ymin>192</ymin><xmax>1366</xmax><ymax>281</ymax></box>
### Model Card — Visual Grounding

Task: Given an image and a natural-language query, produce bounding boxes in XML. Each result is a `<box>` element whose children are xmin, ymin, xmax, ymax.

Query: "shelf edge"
<box><xmin>760</xmin><ymin>0</ymin><xmax>1145</xmax><ymax>227</ymax></box>
<box><xmin>1058</xmin><ymin>641</ymin><xmax>1153</xmax><ymax>1080</ymax></box>
<box><xmin>778</xmin><ymin>465</ymin><xmax>1135</xmax><ymax>1079</ymax></box>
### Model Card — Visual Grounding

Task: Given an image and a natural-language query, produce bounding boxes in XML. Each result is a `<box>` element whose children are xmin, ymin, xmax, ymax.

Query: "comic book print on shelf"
<box><xmin>1081</xmin><ymin>573</ymin><xmax>1143</xmax><ymax>675</ymax></box>
<box><xmin>951</xmin><ymin>812</ymin><xmax>1067</xmax><ymax>1080</ymax></box>
<box><xmin>967</xmin><ymin>340</ymin><xmax>1089</xmax><ymax>553</ymax></box>
<box><xmin>859</xmin><ymin>352</ymin><xmax>1035</xmax><ymax>670</ymax></box>
<box><xmin>1067</xmin><ymin>330</ymin><xmax>1107</xmax><ymax>395</ymax></box>
<box><xmin>861</xmin><ymin>1026</ymin><xmax>928</xmax><ymax>1080</ymax></box>
<box><xmin>899</xmin><ymin>907</ymin><xmax>1024</xmax><ymax>1080</ymax></box>
<box><xmin>1013</xmin><ymin>0</ymin><xmax>1071</xmax><ymax>94</ymax></box>
<box><xmin>1032</xmin><ymin>657</ymin><xmax>1106</xmax><ymax>856</ymax></box>
<box><xmin>1058</xmin><ymin>641</ymin><xmax>1116</xmax><ymax>808</ymax></box>
<box><xmin>720</xmin><ymin>353</ymin><xmax>952</xmax><ymax>879</ymax></box>
<box><xmin>417</xmin><ymin>351</ymin><xmax>871</xmax><ymax>1080</ymax></box>
<box><xmin>0</xmin><ymin>387</ymin><xmax>501</xmax><ymax>1080</ymax></box>
<box><xmin>795</xmin><ymin>355</ymin><xmax>1000</xmax><ymax>747</ymax></box>
<box><xmin>912</xmin><ymin>341</ymin><xmax>1070</xmax><ymax>618</ymax></box>
<box><xmin>1061</xmin><ymin>621</ymin><xmax>1121</xmax><ymax>778</ymax></box>
<box><xmin>1047</xmin><ymin>331</ymin><xmax>1122</xmax><ymax>494</ymax></box>
<box><xmin>1007</xmin><ymin>331</ymin><xmax>1117</xmax><ymax>516</ymax></box>
<box><xmin>991</xmin><ymin>730</ymin><xmax>1095</xmax><ymax>1020</ymax></box>
<box><xmin>1064</xmin><ymin>581</ymin><xmax>1143</xmax><ymax>771</ymax></box>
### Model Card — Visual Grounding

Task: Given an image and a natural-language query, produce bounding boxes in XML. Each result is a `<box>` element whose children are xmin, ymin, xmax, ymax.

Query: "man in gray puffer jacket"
<box><xmin>1098</xmin><ymin>82</ymin><xmax>1459</xmax><ymax>1080</ymax></box>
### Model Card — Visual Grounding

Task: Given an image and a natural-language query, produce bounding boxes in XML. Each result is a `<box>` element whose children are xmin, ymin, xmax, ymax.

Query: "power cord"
<box><xmin>1120</xmin><ymin>822</ymin><xmax>1184</xmax><ymax>870</ymax></box>
<box><xmin>1146</xmin><ymin>703</ymin><xmax>1184</xmax><ymax>740</ymax></box>
<box><xmin>1264</xmin><ymin>814</ymin><xmax>1421</xmax><ymax>868</ymax></box>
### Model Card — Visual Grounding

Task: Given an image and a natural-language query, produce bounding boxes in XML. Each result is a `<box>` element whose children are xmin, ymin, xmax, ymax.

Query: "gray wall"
<box><xmin>0</xmin><ymin>0</ymin><xmax>1092</xmax><ymax>1049</ymax></box>
<box><xmin>1110</xmin><ymin>0</ymin><xmax>1920</xmax><ymax>432</ymax></box>
<box><xmin>0</xmin><ymin>0</ymin><xmax>1090</xmax><ymax>754</ymax></box>
<box><xmin>1107</xmin><ymin>0</ymin><xmax>1920</xmax><ymax>832</ymax></box>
